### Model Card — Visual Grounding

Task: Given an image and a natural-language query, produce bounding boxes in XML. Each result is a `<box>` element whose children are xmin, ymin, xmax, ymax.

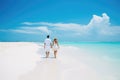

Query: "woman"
<box><xmin>52</xmin><ymin>38</ymin><xmax>59</xmax><ymax>58</ymax></box>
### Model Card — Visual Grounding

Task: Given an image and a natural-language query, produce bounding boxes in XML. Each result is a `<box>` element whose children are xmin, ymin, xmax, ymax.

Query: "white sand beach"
<box><xmin>0</xmin><ymin>42</ymin><xmax>120</xmax><ymax>80</ymax></box>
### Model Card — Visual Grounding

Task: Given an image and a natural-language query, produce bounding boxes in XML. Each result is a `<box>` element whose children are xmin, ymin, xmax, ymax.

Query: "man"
<box><xmin>44</xmin><ymin>35</ymin><xmax>52</xmax><ymax>58</ymax></box>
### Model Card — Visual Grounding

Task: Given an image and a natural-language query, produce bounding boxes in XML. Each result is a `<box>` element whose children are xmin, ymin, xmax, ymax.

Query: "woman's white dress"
<box><xmin>53</xmin><ymin>43</ymin><xmax>58</xmax><ymax>51</ymax></box>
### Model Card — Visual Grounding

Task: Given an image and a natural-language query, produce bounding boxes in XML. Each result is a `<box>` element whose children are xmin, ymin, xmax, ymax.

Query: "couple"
<box><xmin>44</xmin><ymin>35</ymin><xmax>59</xmax><ymax>58</ymax></box>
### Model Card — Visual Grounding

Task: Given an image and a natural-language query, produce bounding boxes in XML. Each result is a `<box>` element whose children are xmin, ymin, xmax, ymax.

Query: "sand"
<box><xmin>0</xmin><ymin>42</ymin><xmax>120</xmax><ymax>80</ymax></box>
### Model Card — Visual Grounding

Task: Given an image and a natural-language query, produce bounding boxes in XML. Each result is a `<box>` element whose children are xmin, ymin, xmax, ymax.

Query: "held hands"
<box><xmin>51</xmin><ymin>45</ymin><xmax>52</xmax><ymax>48</ymax></box>
<box><xmin>58</xmin><ymin>46</ymin><xmax>60</xmax><ymax>49</ymax></box>
<box><xmin>44</xmin><ymin>46</ymin><xmax>45</xmax><ymax>49</ymax></box>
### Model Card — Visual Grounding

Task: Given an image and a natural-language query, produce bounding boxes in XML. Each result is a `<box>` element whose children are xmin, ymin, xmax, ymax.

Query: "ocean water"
<box><xmin>60</xmin><ymin>42</ymin><xmax>120</xmax><ymax>59</ymax></box>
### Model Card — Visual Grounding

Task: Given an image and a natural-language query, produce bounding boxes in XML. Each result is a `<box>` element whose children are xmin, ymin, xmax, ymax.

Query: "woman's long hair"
<box><xmin>53</xmin><ymin>38</ymin><xmax>58</xmax><ymax>45</ymax></box>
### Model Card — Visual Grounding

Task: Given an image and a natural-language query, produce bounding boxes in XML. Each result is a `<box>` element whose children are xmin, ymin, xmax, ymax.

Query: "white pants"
<box><xmin>45</xmin><ymin>46</ymin><xmax>51</xmax><ymax>52</ymax></box>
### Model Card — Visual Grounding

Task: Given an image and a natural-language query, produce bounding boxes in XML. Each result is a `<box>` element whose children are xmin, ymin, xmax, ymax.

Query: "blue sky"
<box><xmin>0</xmin><ymin>0</ymin><xmax>120</xmax><ymax>42</ymax></box>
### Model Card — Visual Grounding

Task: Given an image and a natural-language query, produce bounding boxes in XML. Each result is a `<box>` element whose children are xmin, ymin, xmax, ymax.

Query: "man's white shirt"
<box><xmin>44</xmin><ymin>38</ymin><xmax>52</xmax><ymax>46</ymax></box>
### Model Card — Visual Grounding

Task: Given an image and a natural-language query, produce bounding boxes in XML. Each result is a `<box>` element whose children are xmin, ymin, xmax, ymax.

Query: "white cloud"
<box><xmin>11</xmin><ymin>29</ymin><xmax>38</xmax><ymax>34</ymax></box>
<box><xmin>88</xmin><ymin>13</ymin><xmax>110</xmax><ymax>27</ymax></box>
<box><xmin>22</xmin><ymin>22</ymin><xmax>36</xmax><ymax>25</ymax></box>
<box><xmin>1</xmin><ymin>13</ymin><xmax>120</xmax><ymax>41</ymax></box>
<box><xmin>21</xmin><ymin>13</ymin><xmax>120</xmax><ymax>36</ymax></box>
<box><xmin>0</xmin><ymin>26</ymin><xmax>51</xmax><ymax>34</ymax></box>
<box><xmin>37</xmin><ymin>13</ymin><xmax>119</xmax><ymax>36</ymax></box>
<box><xmin>87</xmin><ymin>13</ymin><xmax>120</xmax><ymax>35</ymax></box>
<box><xmin>20</xmin><ymin>26</ymin><xmax>51</xmax><ymax>34</ymax></box>
<box><xmin>22</xmin><ymin>22</ymin><xmax>49</xmax><ymax>25</ymax></box>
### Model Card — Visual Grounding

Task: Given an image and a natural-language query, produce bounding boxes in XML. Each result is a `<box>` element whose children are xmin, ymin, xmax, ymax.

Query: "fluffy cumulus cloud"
<box><xmin>87</xmin><ymin>13</ymin><xmax>120</xmax><ymax>36</ymax></box>
<box><xmin>1</xmin><ymin>13</ymin><xmax>120</xmax><ymax>41</ymax></box>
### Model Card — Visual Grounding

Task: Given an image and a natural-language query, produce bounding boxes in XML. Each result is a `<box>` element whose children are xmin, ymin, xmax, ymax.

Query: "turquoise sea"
<box><xmin>60</xmin><ymin>42</ymin><xmax>120</xmax><ymax>59</ymax></box>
